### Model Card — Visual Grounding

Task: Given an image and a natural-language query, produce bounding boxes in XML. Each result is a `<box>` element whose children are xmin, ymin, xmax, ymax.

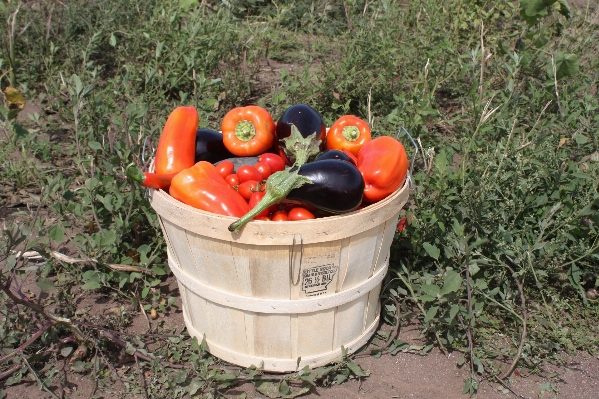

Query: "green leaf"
<box><xmin>423</xmin><ymin>242</ymin><xmax>440</xmax><ymax>260</ymax></box>
<box><xmin>72</xmin><ymin>74</ymin><xmax>83</xmax><ymax>96</ymax></box>
<box><xmin>440</xmin><ymin>271</ymin><xmax>463</xmax><ymax>295</ymax></box>
<box><xmin>173</xmin><ymin>369</ymin><xmax>189</xmax><ymax>384</ymax></box>
<box><xmin>255</xmin><ymin>381</ymin><xmax>281</xmax><ymax>398</ymax></box>
<box><xmin>152</xmin><ymin>266</ymin><xmax>166</xmax><ymax>276</ymax></box>
<box><xmin>71</xmin><ymin>361</ymin><xmax>86</xmax><ymax>372</ymax></box>
<box><xmin>88</xmin><ymin>141</ymin><xmax>102</xmax><ymax>150</ymax></box>
<box><xmin>188</xmin><ymin>379</ymin><xmax>202</xmax><ymax>396</ymax></box>
<box><xmin>180</xmin><ymin>0</ymin><xmax>199</xmax><ymax>11</ymax></box>
<box><xmin>420</xmin><ymin>284</ymin><xmax>440</xmax><ymax>297</ymax></box>
<box><xmin>6</xmin><ymin>255</ymin><xmax>17</xmax><ymax>271</ymax></box>
<box><xmin>346</xmin><ymin>361</ymin><xmax>368</xmax><ymax>377</ymax></box>
<box><xmin>81</xmin><ymin>281</ymin><xmax>101</xmax><ymax>290</ymax></box>
<box><xmin>557</xmin><ymin>0</ymin><xmax>571</xmax><ymax>18</ymax></box>
<box><xmin>109</xmin><ymin>33</ymin><xmax>117</xmax><ymax>47</ymax></box>
<box><xmin>468</xmin><ymin>261</ymin><xmax>480</xmax><ymax>276</ymax></box>
<box><xmin>36</xmin><ymin>277</ymin><xmax>55</xmax><ymax>292</ymax></box>
<box><xmin>424</xmin><ymin>306</ymin><xmax>438</xmax><ymax>323</ymax></box>
<box><xmin>449</xmin><ymin>305</ymin><xmax>460</xmax><ymax>320</ymax></box>
<box><xmin>48</xmin><ymin>224</ymin><xmax>64</xmax><ymax>243</ymax></box>
<box><xmin>279</xmin><ymin>380</ymin><xmax>290</xmax><ymax>395</ymax></box>
<box><xmin>61</xmin><ymin>346</ymin><xmax>74</xmax><ymax>357</ymax></box>
<box><xmin>554</xmin><ymin>53</ymin><xmax>579</xmax><ymax>79</ymax></box>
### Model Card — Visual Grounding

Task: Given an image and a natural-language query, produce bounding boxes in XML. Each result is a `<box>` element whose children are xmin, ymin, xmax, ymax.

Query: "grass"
<box><xmin>1</xmin><ymin>0</ymin><xmax>598</xmax><ymax>397</ymax></box>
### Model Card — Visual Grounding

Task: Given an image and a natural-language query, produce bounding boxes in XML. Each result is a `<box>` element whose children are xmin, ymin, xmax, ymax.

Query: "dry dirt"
<box><xmin>2</xmin><ymin>273</ymin><xmax>598</xmax><ymax>399</ymax></box>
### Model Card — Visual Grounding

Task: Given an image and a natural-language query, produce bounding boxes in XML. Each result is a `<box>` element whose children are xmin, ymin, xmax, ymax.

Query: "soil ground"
<box><xmin>2</xmin><ymin>276</ymin><xmax>598</xmax><ymax>399</ymax></box>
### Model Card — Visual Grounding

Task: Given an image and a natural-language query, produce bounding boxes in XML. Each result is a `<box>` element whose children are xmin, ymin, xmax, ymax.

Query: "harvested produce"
<box><xmin>326</xmin><ymin>115</ymin><xmax>371</xmax><ymax>157</ymax></box>
<box><xmin>276</xmin><ymin>104</ymin><xmax>326</xmax><ymax>143</ymax></box>
<box><xmin>222</xmin><ymin>105</ymin><xmax>276</xmax><ymax>156</ymax></box>
<box><xmin>195</xmin><ymin>128</ymin><xmax>235</xmax><ymax>163</ymax></box>
<box><xmin>155</xmin><ymin>106</ymin><xmax>199</xmax><ymax>174</ymax></box>
<box><xmin>288</xmin><ymin>207</ymin><xmax>315</xmax><ymax>221</ymax></box>
<box><xmin>126</xmin><ymin>167</ymin><xmax>177</xmax><ymax>190</ymax></box>
<box><xmin>169</xmin><ymin>161</ymin><xmax>249</xmax><ymax>217</ymax></box>
<box><xmin>257</xmin><ymin>153</ymin><xmax>286</xmax><ymax>173</ymax></box>
<box><xmin>357</xmin><ymin>136</ymin><xmax>408</xmax><ymax>203</ymax></box>
<box><xmin>286</xmin><ymin>160</ymin><xmax>364</xmax><ymax>214</ymax></box>
<box><xmin>315</xmin><ymin>149</ymin><xmax>356</xmax><ymax>165</ymax></box>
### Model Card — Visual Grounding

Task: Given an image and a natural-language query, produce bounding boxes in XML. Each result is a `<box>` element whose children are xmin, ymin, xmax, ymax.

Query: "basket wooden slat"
<box><xmin>150</xmin><ymin>180</ymin><xmax>409</xmax><ymax>372</ymax></box>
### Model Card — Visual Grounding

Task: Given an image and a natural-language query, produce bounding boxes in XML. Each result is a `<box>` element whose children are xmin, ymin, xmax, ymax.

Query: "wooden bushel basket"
<box><xmin>149</xmin><ymin>177</ymin><xmax>409</xmax><ymax>372</ymax></box>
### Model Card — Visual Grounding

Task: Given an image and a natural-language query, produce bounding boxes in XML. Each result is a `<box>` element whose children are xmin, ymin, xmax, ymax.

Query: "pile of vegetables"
<box><xmin>127</xmin><ymin>104</ymin><xmax>409</xmax><ymax>232</ymax></box>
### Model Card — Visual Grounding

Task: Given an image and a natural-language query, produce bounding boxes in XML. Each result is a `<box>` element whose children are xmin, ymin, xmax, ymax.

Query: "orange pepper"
<box><xmin>357</xmin><ymin>136</ymin><xmax>408</xmax><ymax>203</ymax></box>
<box><xmin>326</xmin><ymin>115</ymin><xmax>372</xmax><ymax>157</ymax></box>
<box><xmin>155</xmin><ymin>106</ymin><xmax>199</xmax><ymax>174</ymax></box>
<box><xmin>169</xmin><ymin>162</ymin><xmax>250</xmax><ymax>217</ymax></box>
<box><xmin>221</xmin><ymin>106</ymin><xmax>275</xmax><ymax>156</ymax></box>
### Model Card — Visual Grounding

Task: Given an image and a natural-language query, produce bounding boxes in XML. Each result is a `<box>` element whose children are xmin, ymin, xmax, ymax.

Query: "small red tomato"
<box><xmin>254</xmin><ymin>216</ymin><xmax>271</xmax><ymax>221</ymax></box>
<box><xmin>258</xmin><ymin>153</ymin><xmax>286</xmax><ymax>173</ymax></box>
<box><xmin>216</xmin><ymin>160</ymin><xmax>235</xmax><ymax>178</ymax></box>
<box><xmin>225</xmin><ymin>174</ymin><xmax>239</xmax><ymax>188</ymax></box>
<box><xmin>272</xmin><ymin>210</ymin><xmax>289</xmax><ymax>221</ymax></box>
<box><xmin>288</xmin><ymin>207</ymin><xmax>315</xmax><ymax>221</ymax></box>
<box><xmin>397</xmin><ymin>217</ymin><xmax>407</xmax><ymax>233</ymax></box>
<box><xmin>237</xmin><ymin>165</ymin><xmax>263</xmax><ymax>183</ymax></box>
<box><xmin>249</xmin><ymin>191</ymin><xmax>272</xmax><ymax>219</ymax></box>
<box><xmin>254</xmin><ymin>162</ymin><xmax>272</xmax><ymax>180</ymax></box>
<box><xmin>237</xmin><ymin>180</ymin><xmax>262</xmax><ymax>200</ymax></box>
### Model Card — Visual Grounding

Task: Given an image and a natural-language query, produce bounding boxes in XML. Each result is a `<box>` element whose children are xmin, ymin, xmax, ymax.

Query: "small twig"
<box><xmin>498</xmin><ymin>263</ymin><xmax>527</xmax><ymax>381</ymax></box>
<box><xmin>96</xmin><ymin>344</ymin><xmax>126</xmax><ymax>390</ymax></box>
<box><xmin>0</xmin><ymin>364</ymin><xmax>22</xmax><ymax>381</ymax></box>
<box><xmin>135</xmin><ymin>354</ymin><xmax>150</xmax><ymax>399</ymax></box>
<box><xmin>87</xmin><ymin>350</ymin><xmax>99</xmax><ymax>399</ymax></box>
<box><xmin>357</xmin><ymin>295</ymin><xmax>402</xmax><ymax>357</ymax></box>
<box><xmin>458</xmin><ymin>236</ymin><xmax>477</xmax><ymax>376</ymax></box>
<box><xmin>45</xmin><ymin>2</ymin><xmax>55</xmax><ymax>41</ymax></box>
<box><xmin>551</xmin><ymin>55</ymin><xmax>563</xmax><ymax>115</ymax></box>
<box><xmin>22</xmin><ymin>353</ymin><xmax>60</xmax><ymax>399</ymax></box>
<box><xmin>342</xmin><ymin>0</ymin><xmax>354</xmax><ymax>33</ymax></box>
<box><xmin>0</xmin><ymin>321</ymin><xmax>54</xmax><ymax>364</ymax></box>
<box><xmin>100</xmin><ymin>330</ymin><xmax>191</xmax><ymax>370</ymax></box>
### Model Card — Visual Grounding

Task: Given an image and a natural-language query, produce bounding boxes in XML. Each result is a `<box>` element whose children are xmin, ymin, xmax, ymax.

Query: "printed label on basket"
<box><xmin>298</xmin><ymin>251</ymin><xmax>340</xmax><ymax>297</ymax></box>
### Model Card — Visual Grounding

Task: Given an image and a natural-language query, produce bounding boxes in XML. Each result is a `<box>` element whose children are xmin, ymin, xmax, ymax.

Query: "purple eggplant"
<box><xmin>195</xmin><ymin>128</ymin><xmax>235</xmax><ymax>163</ymax></box>
<box><xmin>276</xmin><ymin>104</ymin><xmax>327</xmax><ymax>145</ymax></box>
<box><xmin>286</xmin><ymin>160</ymin><xmax>364</xmax><ymax>214</ymax></box>
<box><xmin>315</xmin><ymin>149</ymin><xmax>356</xmax><ymax>165</ymax></box>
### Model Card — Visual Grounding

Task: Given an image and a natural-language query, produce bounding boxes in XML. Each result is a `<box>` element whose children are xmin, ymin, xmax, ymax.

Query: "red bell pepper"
<box><xmin>155</xmin><ymin>106</ymin><xmax>199</xmax><ymax>174</ymax></box>
<box><xmin>357</xmin><ymin>136</ymin><xmax>408</xmax><ymax>203</ymax></box>
<box><xmin>169</xmin><ymin>161</ymin><xmax>250</xmax><ymax>217</ymax></box>
<box><xmin>221</xmin><ymin>106</ymin><xmax>276</xmax><ymax>156</ymax></box>
<box><xmin>126</xmin><ymin>165</ymin><xmax>178</xmax><ymax>190</ymax></box>
<box><xmin>326</xmin><ymin>115</ymin><xmax>372</xmax><ymax>157</ymax></box>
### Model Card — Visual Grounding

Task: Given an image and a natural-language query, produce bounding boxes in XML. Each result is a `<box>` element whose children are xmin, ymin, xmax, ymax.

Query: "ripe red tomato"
<box><xmin>237</xmin><ymin>180</ymin><xmax>262</xmax><ymax>200</ymax></box>
<box><xmin>257</xmin><ymin>153</ymin><xmax>286</xmax><ymax>173</ymax></box>
<box><xmin>254</xmin><ymin>162</ymin><xmax>272</xmax><ymax>180</ymax></box>
<box><xmin>224</xmin><ymin>174</ymin><xmax>239</xmax><ymax>188</ymax></box>
<box><xmin>288</xmin><ymin>207</ymin><xmax>315</xmax><ymax>221</ymax></box>
<box><xmin>272</xmin><ymin>210</ymin><xmax>289</xmax><ymax>221</ymax></box>
<box><xmin>237</xmin><ymin>165</ymin><xmax>263</xmax><ymax>183</ymax></box>
<box><xmin>216</xmin><ymin>160</ymin><xmax>234</xmax><ymax>178</ymax></box>
<box><xmin>249</xmin><ymin>191</ymin><xmax>272</xmax><ymax>219</ymax></box>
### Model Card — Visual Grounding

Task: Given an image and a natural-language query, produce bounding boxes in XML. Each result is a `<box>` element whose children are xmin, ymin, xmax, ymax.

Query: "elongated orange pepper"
<box><xmin>221</xmin><ymin>106</ymin><xmax>275</xmax><ymax>156</ymax></box>
<box><xmin>155</xmin><ymin>106</ymin><xmax>199</xmax><ymax>174</ymax></box>
<box><xmin>357</xmin><ymin>136</ymin><xmax>408</xmax><ymax>203</ymax></box>
<box><xmin>169</xmin><ymin>161</ymin><xmax>250</xmax><ymax>217</ymax></box>
<box><xmin>326</xmin><ymin>115</ymin><xmax>372</xmax><ymax>157</ymax></box>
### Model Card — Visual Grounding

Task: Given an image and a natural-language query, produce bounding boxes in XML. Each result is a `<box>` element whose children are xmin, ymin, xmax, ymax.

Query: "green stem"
<box><xmin>282</xmin><ymin>124</ymin><xmax>321</xmax><ymax>166</ymax></box>
<box><xmin>342</xmin><ymin>126</ymin><xmax>360</xmax><ymax>142</ymax></box>
<box><xmin>235</xmin><ymin>120</ymin><xmax>256</xmax><ymax>142</ymax></box>
<box><xmin>229</xmin><ymin>169</ymin><xmax>311</xmax><ymax>232</ymax></box>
